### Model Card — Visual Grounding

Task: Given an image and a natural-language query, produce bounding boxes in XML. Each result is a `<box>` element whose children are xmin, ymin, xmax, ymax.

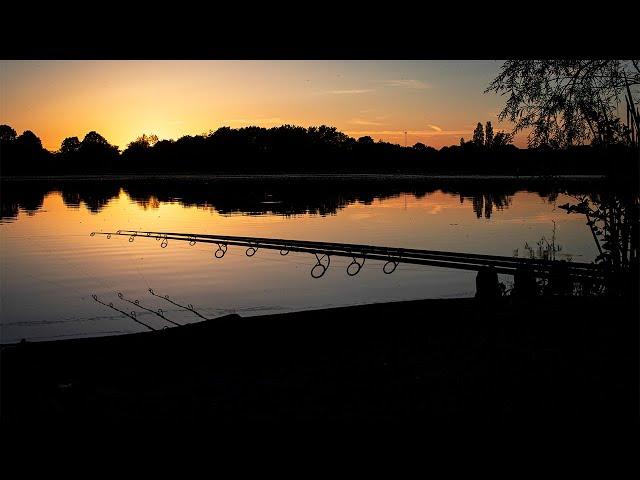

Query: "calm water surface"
<box><xmin>0</xmin><ymin>177</ymin><xmax>600</xmax><ymax>343</ymax></box>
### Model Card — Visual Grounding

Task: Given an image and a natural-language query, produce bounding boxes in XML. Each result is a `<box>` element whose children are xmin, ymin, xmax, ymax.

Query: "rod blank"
<box><xmin>92</xmin><ymin>229</ymin><xmax>606</xmax><ymax>279</ymax></box>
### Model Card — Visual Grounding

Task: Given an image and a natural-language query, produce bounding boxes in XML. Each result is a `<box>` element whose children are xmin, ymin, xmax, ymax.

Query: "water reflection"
<box><xmin>0</xmin><ymin>176</ymin><xmax>602</xmax><ymax>222</ymax></box>
<box><xmin>1</xmin><ymin>175</ymin><xmax>619</xmax><ymax>343</ymax></box>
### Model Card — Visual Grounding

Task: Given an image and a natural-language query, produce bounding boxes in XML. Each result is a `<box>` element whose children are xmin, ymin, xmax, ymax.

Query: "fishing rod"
<box><xmin>96</xmin><ymin>231</ymin><xmax>506</xmax><ymax>276</ymax></box>
<box><xmin>117</xmin><ymin>292</ymin><xmax>182</xmax><ymax>326</ymax></box>
<box><xmin>92</xmin><ymin>294</ymin><xmax>156</xmax><ymax>331</ymax></box>
<box><xmin>111</xmin><ymin>228</ymin><xmax>600</xmax><ymax>271</ymax></box>
<box><xmin>91</xmin><ymin>230</ymin><xmax>604</xmax><ymax>279</ymax></box>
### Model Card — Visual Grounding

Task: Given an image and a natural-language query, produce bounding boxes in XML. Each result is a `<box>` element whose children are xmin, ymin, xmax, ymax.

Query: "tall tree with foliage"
<box><xmin>486</xmin><ymin>60</ymin><xmax>640</xmax><ymax>149</ymax></box>
<box><xmin>472</xmin><ymin>122</ymin><xmax>484</xmax><ymax>147</ymax></box>
<box><xmin>60</xmin><ymin>136</ymin><xmax>81</xmax><ymax>154</ymax></box>
<box><xmin>487</xmin><ymin>60</ymin><xmax>640</xmax><ymax>287</ymax></box>
<box><xmin>492</xmin><ymin>131</ymin><xmax>512</xmax><ymax>148</ymax></box>
<box><xmin>0</xmin><ymin>124</ymin><xmax>17</xmax><ymax>142</ymax></box>
<box><xmin>485</xmin><ymin>121</ymin><xmax>494</xmax><ymax>148</ymax></box>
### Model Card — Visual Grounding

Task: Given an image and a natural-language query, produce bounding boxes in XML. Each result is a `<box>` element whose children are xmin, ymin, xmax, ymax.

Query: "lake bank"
<box><xmin>2</xmin><ymin>296</ymin><xmax>637</xmax><ymax>424</ymax></box>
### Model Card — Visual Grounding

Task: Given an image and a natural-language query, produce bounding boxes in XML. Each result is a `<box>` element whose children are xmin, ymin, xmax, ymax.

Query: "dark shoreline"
<box><xmin>2</xmin><ymin>296</ymin><xmax>637</xmax><ymax>424</ymax></box>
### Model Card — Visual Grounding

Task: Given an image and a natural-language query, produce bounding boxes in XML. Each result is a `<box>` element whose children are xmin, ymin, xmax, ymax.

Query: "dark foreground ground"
<box><xmin>1</xmin><ymin>297</ymin><xmax>638</xmax><ymax>425</ymax></box>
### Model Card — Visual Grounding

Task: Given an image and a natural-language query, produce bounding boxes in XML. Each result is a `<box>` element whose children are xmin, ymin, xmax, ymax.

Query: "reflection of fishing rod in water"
<box><xmin>92</xmin><ymin>294</ymin><xmax>156</xmax><ymax>331</ymax></box>
<box><xmin>90</xmin><ymin>229</ymin><xmax>606</xmax><ymax>281</ymax></box>
<box><xmin>92</xmin><ymin>289</ymin><xmax>220</xmax><ymax>332</ymax></box>
<box><xmin>148</xmin><ymin>288</ymin><xmax>212</xmax><ymax>320</ymax></box>
<box><xmin>117</xmin><ymin>292</ymin><xmax>182</xmax><ymax>326</ymax></box>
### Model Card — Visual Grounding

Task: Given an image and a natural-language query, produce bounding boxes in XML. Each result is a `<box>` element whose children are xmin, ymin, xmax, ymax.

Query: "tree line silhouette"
<box><xmin>1</xmin><ymin>123</ymin><xmax>636</xmax><ymax>177</ymax></box>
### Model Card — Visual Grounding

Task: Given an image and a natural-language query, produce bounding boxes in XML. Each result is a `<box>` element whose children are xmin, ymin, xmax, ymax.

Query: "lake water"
<box><xmin>0</xmin><ymin>176</ymin><xmax>603</xmax><ymax>343</ymax></box>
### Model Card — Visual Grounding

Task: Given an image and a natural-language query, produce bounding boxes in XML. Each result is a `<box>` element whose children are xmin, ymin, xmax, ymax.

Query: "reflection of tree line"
<box><xmin>465</xmin><ymin>193</ymin><xmax>513</xmax><ymax>219</ymax></box>
<box><xmin>1</xmin><ymin>181</ymin><xmax>122</xmax><ymax>220</ymax></box>
<box><xmin>0</xmin><ymin>177</ymin><xmax>608</xmax><ymax>222</ymax></box>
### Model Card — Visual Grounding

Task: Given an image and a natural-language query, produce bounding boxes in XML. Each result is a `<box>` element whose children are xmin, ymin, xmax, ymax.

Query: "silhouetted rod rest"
<box><xmin>91</xmin><ymin>229</ymin><xmax>607</xmax><ymax>279</ymax></box>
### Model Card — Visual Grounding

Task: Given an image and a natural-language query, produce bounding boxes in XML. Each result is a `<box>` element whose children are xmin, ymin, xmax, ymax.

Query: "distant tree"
<box><xmin>209</xmin><ymin>126</ymin><xmax>232</xmax><ymax>139</ymax></box>
<box><xmin>492</xmin><ymin>131</ymin><xmax>513</xmax><ymax>148</ymax></box>
<box><xmin>485</xmin><ymin>121</ymin><xmax>494</xmax><ymax>148</ymax></box>
<box><xmin>0</xmin><ymin>124</ymin><xmax>17</xmax><ymax>142</ymax></box>
<box><xmin>15</xmin><ymin>130</ymin><xmax>43</xmax><ymax>150</ymax></box>
<box><xmin>126</xmin><ymin>134</ymin><xmax>157</xmax><ymax>150</ymax></box>
<box><xmin>472</xmin><ymin>122</ymin><xmax>485</xmax><ymax>147</ymax></box>
<box><xmin>133</xmin><ymin>134</ymin><xmax>159</xmax><ymax>148</ymax></box>
<box><xmin>313</xmin><ymin>125</ymin><xmax>350</xmax><ymax>146</ymax></box>
<box><xmin>412</xmin><ymin>142</ymin><xmax>428</xmax><ymax>151</ymax></box>
<box><xmin>357</xmin><ymin>136</ymin><xmax>375</xmax><ymax>145</ymax></box>
<box><xmin>460</xmin><ymin>137</ymin><xmax>465</xmax><ymax>147</ymax></box>
<box><xmin>486</xmin><ymin>60</ymin><xmax>640</xmax><ymax>148</ymax></box>
<box><xmin>60</xmin><ymin>136</ymin><xmax>81</xmax><ymax>154</ymax></box>
<box><xmin>2</xmin><ymin>130</ymin><xmax>50</xmax><ymax>174</ymax></box>
<box><xmin>82</xmin><ymin>131</ymin><xmax>111</xmax><ymax>147</ymax></box>
<box><xmin>122</xmin><ymin>134</ymin><xmax>161</xmax><ymax>168</ymax></box>
<box><xmin>77</xmin><ymin>131</ymin><xmax>119</xmax><ymax>170</ymax></box>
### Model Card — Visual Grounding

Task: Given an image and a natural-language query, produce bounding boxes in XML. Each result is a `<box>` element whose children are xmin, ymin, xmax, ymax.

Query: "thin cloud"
<box><xmin>384</xmin><ymin>79</ymin><xmax>431</xmax><ymax>89</ymax></box>
<box><xmin>345</xmin><ymin>129</ymin><xmax>472</xmax><ymax>137</ymax></box>
<box><xmin>349</xmin><ymin>118</ymin><xmax>385</xmax><ymax>126</ymax></box>
<box><xmin>323</xmin><ymin>89</ymin><xmax>375</xmax><ymax>95</ymax></box>
<box><xmin>427</xmin><ymin>124</ymin><xmax>442</xmax><ymax>132</ymax></box>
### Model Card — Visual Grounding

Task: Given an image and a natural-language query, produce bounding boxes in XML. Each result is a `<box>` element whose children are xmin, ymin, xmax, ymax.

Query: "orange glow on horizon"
<box><xmin>0</xmin><ymin>60</ymin><xmax>527</xmax><ymax>151</ymax></box>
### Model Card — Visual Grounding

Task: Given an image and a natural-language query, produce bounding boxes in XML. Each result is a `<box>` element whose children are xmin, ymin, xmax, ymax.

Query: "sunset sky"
<box><xmin>0</xmin><ymin>60</ymin><xmax>523</xmax><ymax>151</ymax></box>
